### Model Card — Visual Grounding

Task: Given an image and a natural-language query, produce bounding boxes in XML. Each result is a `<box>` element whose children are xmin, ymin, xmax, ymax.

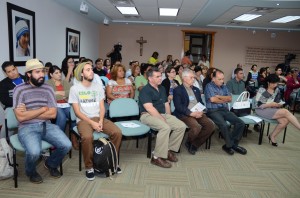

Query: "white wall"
<box><xmin>0</xmin><ymin>0</ymin><xmax>100</xmax><ymax>137</ymax></box>
<box><xmin>0</xmin><ymin>0</ymin><xmax>100</xmax><ymax>80</ymax></box>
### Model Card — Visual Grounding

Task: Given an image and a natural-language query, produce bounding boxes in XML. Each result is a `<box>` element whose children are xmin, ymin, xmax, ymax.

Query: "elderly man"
<box><xmin>139</xmin><ymin>67</ymin><xmax>186</xmax><ymax>168</ymax></box>
<box><xmin>173</xmin><ymin>69</ymin><xmax>215</xmax><ymax>155</ymax></box>
<box><xmin>205</xmin><ymin>69</ymin><xmax>247</xmax><ymax>155</ymax></box>
<box><xmin>13</xmin><ymin>59</ymin><xmax>71</xmax><ymax>184</ymax></box>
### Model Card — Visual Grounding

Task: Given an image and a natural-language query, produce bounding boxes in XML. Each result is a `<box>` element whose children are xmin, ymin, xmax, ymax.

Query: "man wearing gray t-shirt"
<box><xmin>69</xmin><ymin>62</ymin><xmax>122</xmax><ymax>181</ymax></box>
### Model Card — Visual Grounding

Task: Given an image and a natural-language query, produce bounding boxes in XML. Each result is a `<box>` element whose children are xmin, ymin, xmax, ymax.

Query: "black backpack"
<box><xmin>93</xmin><ymin>138</ymin><xmax>118</xmax><ymax>177</ymax></box>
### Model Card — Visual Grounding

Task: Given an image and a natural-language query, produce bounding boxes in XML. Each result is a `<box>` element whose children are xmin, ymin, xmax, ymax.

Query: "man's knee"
<box><xmin>80</xmin><ymin>133</ymin><xmax>93</xmax><ymax>143</ymax></box>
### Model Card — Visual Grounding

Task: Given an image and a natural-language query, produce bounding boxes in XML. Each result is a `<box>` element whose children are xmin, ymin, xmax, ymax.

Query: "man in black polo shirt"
<box><xmin>139</xmin><ymin>67</ymin><xmax>186</xmax><ymax>168</ymax></box>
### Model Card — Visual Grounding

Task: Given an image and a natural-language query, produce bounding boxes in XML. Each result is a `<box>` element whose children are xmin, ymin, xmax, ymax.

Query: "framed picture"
<box><xmin>7</xmin><ymin>2</ymin><xmax>36</xmax><ymax>66</ymax></box>
<box><xmin>66</xmin><ymin>28</ymin><xmax>80</xmax><ymax>58</ymax></box>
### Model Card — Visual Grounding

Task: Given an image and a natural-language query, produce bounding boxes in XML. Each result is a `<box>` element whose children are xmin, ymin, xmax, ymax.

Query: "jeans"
<box><xmin>56</xmin><ymin>107</ymin><xmax>75</xmax><ymax>131</ymax></box>
<box><xmin>18</xmin><ymin>121</ymin><xmax>72</xmax><ymax>176</ymax></box>
<box><xmin>207</xmin><ymin>108</ymin><xmax>245</xmax><ymax>148</ymax></box>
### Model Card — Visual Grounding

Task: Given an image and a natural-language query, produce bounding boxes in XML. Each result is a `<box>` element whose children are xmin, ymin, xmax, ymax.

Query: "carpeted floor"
<box><xmin>0</xmin><ymin>114</ymin><xmax>300</xmax><ymax>198</ymax></box>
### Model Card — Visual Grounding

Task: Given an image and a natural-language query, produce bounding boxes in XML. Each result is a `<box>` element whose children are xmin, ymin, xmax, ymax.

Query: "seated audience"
<box><xmin>205</xmin><ymin>69</ymin><xmax>246</xmax><ymax>155</ymax></box>
<box><xmin>181</xmin><ymin>50</ymin><xmax>192</xmax><ymax>66</ymax></box>
<box><xmin>103</xmin><ymin>59</ymin><xmax>111</xmax><ymax>73</ymax></box>
<box><xmin>200</xmin><ymin>65</ymin><xmax>208</xmax><ymax>82</ymax></box>
<box><xmin>106</xmin><ymin>64</ymin><xmax>134</xmax><ymax>104</ymax></box>
<box><xmin>44</xmin><ymin>62</ymin><xmax>52</xmax><ymax>81</ymax></box>
<box><xmin>173</xmin><ymin>69</ymin><xmax>214</xmax><ymax>154</ymax></box>
<box><xmin>13</xmin><ymin>59</ymin><xmax>71</xmax><ymax>184</ymax></box>
<box><xmin>0</xmin><ymin>61</ymin><xmax>25</xmax><ymax>109</ymax></box>
<box><xmin>257</xmin><ymin>67</ymin><xmax>267</xmax><ymax>87</ymax></box>
<box><xmin>61</xmin><ymin>57</ymin><xmax>75</xmax><ymax>83</ymax></box>
<box><xmin>246</xmin><ymin>64</ymin><xmax>259</xmax><ymax>88</ymax></box>
<box><xmin>46</xmin><ymin>65</ymin><xmax>73</xmax><ymax>131</ymax></box>
<box><xmin>255</xmin><ymin>74</ymin><xmax>300</xmax><ymax>146</ymax></box>
<box><xmin>174</xmin><ymin>65</ymin><xmax>184</xmax><ymax>85</ymax></box>
<box><xmin>231</xmin><ymin>63</ymin><xmax>243</xmax><ymax>79</ymax></box>
<box><xmin>166</xmin><ymin>55</ymin><xmax>173</xmax><ymax>65</ymax></box>
<box><xmin>93</xmin><ymin>58</ymin><xmax>107</xmax><ymax>76</ymax></box>
<box><xmin>148</xmin><ymin>51</ymin><xmax>159</xmax><ymax>65</ymax></box>
<box><xmin>284</xmin><ymin>68</ymin><xmax>300</xmax><ymax>107</ymax></box>
<box><xmin>172</xmin><ymin>59</ymin><xmax>180</xmax><ymax>67</ymax></box>
<box><xmin>193</xmin><ymin>66</ymin><xmax>204</xmax><ymax>94</ymax></box>
<box><xmin>198</xmin><ymin>55</ymin><xmax>210</xmax><ymax>67</ymax></box>
<box><xmin>134</xmin><ymin>63</ymin><xmax>152</xmax><ymax>101</ymax></box>
<box><xmin>161</xmin><ymin>65</ymin><xmax>179</xmax><ymax>103</ymax></box>
<box><xmin>202</xmin><ymin>67</ymin><xmax>216</xmax><ymax>93</ymax></box>
<box><xmin>69</xmin><ymin>62</ymin><xmax>122</xmax><ymax>180</ymax></box>
<box><xmin>139</xmin><ymin>67</ymin><xmax>186</xmax><ymax>168</ymax></box>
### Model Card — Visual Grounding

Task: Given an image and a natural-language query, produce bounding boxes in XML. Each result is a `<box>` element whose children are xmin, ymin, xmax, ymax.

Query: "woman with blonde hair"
<box><xmin>106</xmin><ymin>64</ymin><xmax>134</xmax><ymax>104</ymax></box>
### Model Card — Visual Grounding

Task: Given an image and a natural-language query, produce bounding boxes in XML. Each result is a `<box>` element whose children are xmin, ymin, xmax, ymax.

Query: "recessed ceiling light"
<box><xmin>234</xmin><ymin>14</ymin><xmax>262</xmax><ymax>21</ymax></box>
<box><xmin>271</xmin><ymin>16</ymin><xmax>300</xmax><ymax>23</ymax></box>
<box><xmin>276</xmin><ymin>3</ymin><xmax>280</xmax><ymax>6</ymax></box>
<box><xmin>159</xmin><ymin>8</ymin><xmax>178</xmax><ymax>16</ymax></box>
<box><xmin>116</xmin><ymin>6</ymin><xmax>138</xmax><ymax>15</ymax></box>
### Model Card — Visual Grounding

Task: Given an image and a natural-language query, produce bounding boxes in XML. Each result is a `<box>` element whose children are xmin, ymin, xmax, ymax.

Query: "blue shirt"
<box><xmin>204</xmin><ymin>81</ymin><xmax>230</xmax><ymax>109</ymax></box>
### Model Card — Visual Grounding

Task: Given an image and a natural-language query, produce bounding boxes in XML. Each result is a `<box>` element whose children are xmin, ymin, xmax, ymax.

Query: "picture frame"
<box><xmin>66</xmin><ymin>28</ymin><xmax>80</xmax><ymax>58</ymax></box>
<box><xmin>7</xmin><ymin>2</ymin><xmax>36</xmax><ymax>66</ymax></box>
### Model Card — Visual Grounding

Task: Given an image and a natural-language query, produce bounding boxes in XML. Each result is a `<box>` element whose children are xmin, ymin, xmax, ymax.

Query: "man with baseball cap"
<box><xmin>13</xmin><ymin>59</ymin><xmax>71</xmax><ymax>184</ymax></box>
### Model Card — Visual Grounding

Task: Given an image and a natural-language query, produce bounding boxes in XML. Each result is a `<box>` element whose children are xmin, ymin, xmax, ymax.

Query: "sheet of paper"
<box><xmin>191</xmin><ymin>102</ymin><xmax>206</xmax><ymax>112</ymax></box>
<box><xmin>242</xmin><ymin>115</ymin><xmax>262</xmax><ymax>123</ymax></box>
<box><xmin>120</xmin><ymin>122</ymin><xmax>140</xmax><ymax>128</ymax></box>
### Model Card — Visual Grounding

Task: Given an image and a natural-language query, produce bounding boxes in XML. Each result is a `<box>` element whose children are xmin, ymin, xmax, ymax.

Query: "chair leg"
<box><xmin>258</xmin><ymin>121</ymin><xmax>265</xmax><ymax>145</ymax></box>
<box><xmin>282</xmin><ymin>127</ymin><xmax>287</xmax><ymax>144</ymax></box>
<box><xmin>136</xmin><ymin>138</ymin><xmax>139</xmax><ymax>148</ymax></box>
<box><xmin>267</xmin><ymin>123</ymin><xmax>270</xmax><ymax>136</ymax></box>
<box><xmin>79</xmin><ymin>140</ymin><xmax>82</xmax><ymax>171</ymax></box>
<box><xmin>13</xmin><ymin>149</ymin><xmax>18</xmax><ymax>188</ymax></box>
<box><xmin>60</xmin><ymin>163</ymin><xmax>63</xmax><ymax>176</ymax></box>
<box><xmin>68</xmin><ymin>132</ymin><xmax>72</xmax><ymax>159</ymax></box>
<box><xmin>147</xmin><ymin>132</ymin><xmax>152</xmax><ymax>158</ymax></box>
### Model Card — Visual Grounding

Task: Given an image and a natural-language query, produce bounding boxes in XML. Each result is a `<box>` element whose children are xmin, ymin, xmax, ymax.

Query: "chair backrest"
<box><xmin>70</xmin><ymin>106</ymin><xmax>76</xmax><ymax>122</ymax></box>
<box><xmin>5</xmin><ymin>108</ymin><xmax>18</xmax><ymax>130</ymax></box>
<box><xmin>201</xmin><ymin>94</ymin><xmax>206</xmax><ymax>106</ymax></box>
<box><xmin>170</xmin><ymin>100</ymin><xmax>175</xmax><ymax>113</ymax></box>
<box><xmin>100</xmin><ymin>76</ymin><xmax>109</xmax><ymax>86</ymax></box>
<box><xmin>109</xmin><ymin>98</ymin><xmax>139</xmax><ymax>118</ymax></box>
<box><xmin>230</xmin><ymin>94</ymin><xmax>240</xmax><ymax>109</ymax></box>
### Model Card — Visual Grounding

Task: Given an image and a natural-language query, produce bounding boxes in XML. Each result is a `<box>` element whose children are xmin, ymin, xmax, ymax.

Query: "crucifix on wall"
<box><xmin>136</xmin><ymin>36</ymin><xmax>147</xmax><ymax>56</ymax></box>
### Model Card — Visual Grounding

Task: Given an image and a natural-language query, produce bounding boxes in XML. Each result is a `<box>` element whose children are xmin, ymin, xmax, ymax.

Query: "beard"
<box><xmin>83</xmin><ymin>75</ymin><xmax>93</xmax><ymax>82</ymax></box>
<box><xmin>30</xmin><ymin>76</ymin><xmax>44</xmax><ymax>87</ymax></box>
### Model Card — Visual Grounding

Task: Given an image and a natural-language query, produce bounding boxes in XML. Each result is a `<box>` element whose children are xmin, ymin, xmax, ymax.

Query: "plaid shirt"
<box><xmin>204</xmin><ymin>81</ymin><xmax>231</xmax><ymax>109</ymax></box>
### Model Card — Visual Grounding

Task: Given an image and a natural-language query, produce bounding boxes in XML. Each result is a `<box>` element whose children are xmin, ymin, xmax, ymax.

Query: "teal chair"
<box><xmin>292</xmin><ymin>89</ymin><xmax>300</xmax><ymax>115</ymax></box>
<box><xmin>4</xmin><ymin>108</ymin><xmax>62</xmax><ymax>188</ymax></box>
<box><xmin>69</xmin><ymin>106</ymin><xmax>108</xmax><ymax>171</ymax></box>
<box><xmin>230</xmin><ymin>95</ymin><xmax>264</xmax><ymax>144</ymax></box>
<box><xmin>108</xmin><ymin>98</ymin><xmax>151</xmax><ymax>157</ymax></box>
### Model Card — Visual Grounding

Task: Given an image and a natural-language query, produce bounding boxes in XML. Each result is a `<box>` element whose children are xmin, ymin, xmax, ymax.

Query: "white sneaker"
<box><xmin>86</xmin><ymin>168</ymin><xmax>95</xmax><ymax>181</ymax></box>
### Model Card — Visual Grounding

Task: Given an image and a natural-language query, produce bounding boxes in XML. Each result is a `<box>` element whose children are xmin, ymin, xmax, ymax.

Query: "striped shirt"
<box><xmin>204</xmin><ymin>81</ymin><xmax>230</xmax><ymax>109</ymax></box>
<box><xmin>13</xmin><ymin>83</ymin><xmax>57</xmax><ymax>126</ymax></box>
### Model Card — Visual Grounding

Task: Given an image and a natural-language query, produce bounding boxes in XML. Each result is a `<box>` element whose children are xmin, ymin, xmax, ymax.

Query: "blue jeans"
<box><xmin>56</xmin><ymin>107</ymin><xmax>75</xmax><ymax>131</ymax></box>
<box><xmin>18</xmin><ymin>121</ymin><xmax>72</xmax><ymax>176</ymax></box>
<box><xmin>207</xmin><ymin>108</ymin><xmax>245</xmax><ymax>148</ymax></box>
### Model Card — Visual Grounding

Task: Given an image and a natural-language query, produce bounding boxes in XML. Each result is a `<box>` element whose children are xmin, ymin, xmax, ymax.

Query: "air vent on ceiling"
<box><xmin>249</xmin><ymin>7</ymin><xmax>277</xmax><ymax>14</ymax></box>
<box><xmin>124</xmin><ymin>15</ymin><xmax>141</xmax><ymax>19</ymax></box>
<box><xmin>109</xmin><ymin>0</ymin><xmax>135</xmax><ymax>6</ymax></box>
<box><xmin>226</xmin><ymin>21</ymin><xmax>243</xmax><ymax>25</ymax></box>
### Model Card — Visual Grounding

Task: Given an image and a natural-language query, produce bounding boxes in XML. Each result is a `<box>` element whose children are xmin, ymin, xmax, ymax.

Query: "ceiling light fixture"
<box><xmin>234</xmin><ymin>14</ymin><xmax>261</xmax><ymax>21</ymax></box>
<box><xmin>159</xmin><ymin>8</ymin><xmax>179</xmax><ymax>16</ymax></box>
<box><xmin>80</xmin><ymin>1</ymin><xmax>89</xmax><ymax>14</ymax></box>
<box><xmin>116</xmin><ymin>6</ymin><xmax>138</xmax><ymax>15</ymax></box>
<box><xmin>271</xmin><ymin>16</ymin><xmax>300</xmax><ymax>23</ymax></box>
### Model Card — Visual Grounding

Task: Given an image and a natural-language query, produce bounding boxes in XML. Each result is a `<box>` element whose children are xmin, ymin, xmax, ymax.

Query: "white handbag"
<box><xmin>233</xmin><ymin>91</ymin><xmax>251</xmax><ymax>109</ymax></box>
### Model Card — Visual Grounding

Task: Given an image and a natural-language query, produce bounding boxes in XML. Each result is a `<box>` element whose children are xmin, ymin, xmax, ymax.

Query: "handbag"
<box><xmin>231</xmin><ymin>91</ymin><xmax>251</xmax><ymax>117</ymax></box>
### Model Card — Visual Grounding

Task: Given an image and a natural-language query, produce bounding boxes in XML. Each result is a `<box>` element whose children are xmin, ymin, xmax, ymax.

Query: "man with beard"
<box><xmin>68</xmin><ymin>62</ymin><xmax>122</xmax><ymax>181</ymax></box>
<box><xmin>12</xmin><ymin>59</ymin><xmax>72</xmax><ymax>184</ymax></box>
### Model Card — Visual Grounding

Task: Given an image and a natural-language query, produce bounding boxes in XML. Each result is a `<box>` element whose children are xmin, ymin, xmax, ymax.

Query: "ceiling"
<box><xmin>53</xmin><ymin>0</ymin><xmax>300</xmax><ymax>31</ymax></box>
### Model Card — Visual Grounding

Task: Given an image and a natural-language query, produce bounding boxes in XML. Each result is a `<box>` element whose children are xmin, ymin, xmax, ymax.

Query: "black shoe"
<box><xmin>44</xmin><ymin>162</ymin><xmax>61</xmax><ymax>178</ymax></box>
<box><xmin>86</xmin><ymin>168</ymin><xmax>95</xmax><ymax>181</ymax></box>
<box><xmin>232</xmin><ymin>145</ymin><xmax>247</xmax><ymax>155</ymax></box>
<box><xmin>222</xmin><ymin>145</ymin><xmax>234</xmax><ymax>155</ymax></box>
<box><xmin>268</xmin><ymin>135</ymin><xmax>278</xmax><ymax>147</ymax></box>
<box><xmin>116</xmin><ymin>167</ymin><xmax>122</xmax><ymax>174</ymax></box>
<box><xmin>185</xmin><ymin>141</ymin><xmax>197</xmax><ymax>155</ymax></box>
<box><xmin>185</xmin><ymin>141</ymin><xmax>191</xmax><ymax>150</ymax></box>
<box><xmin>29</xmin><ymin>172</ymin><xmax>43</xmax><ymax>184</ymax></box>
<box><xmin>253</xmin><ymin>124</ymin><xmax>260</xmax><ymax>132</ymax></box>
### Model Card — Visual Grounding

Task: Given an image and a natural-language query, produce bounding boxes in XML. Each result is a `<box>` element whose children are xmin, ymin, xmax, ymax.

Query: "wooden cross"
<box><xmin>136</xmin><ymin>36</ymin><xmax>147</xmax><ymax>56</ymax></box>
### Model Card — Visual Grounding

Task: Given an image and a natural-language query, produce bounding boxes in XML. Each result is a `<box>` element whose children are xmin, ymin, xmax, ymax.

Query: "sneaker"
<box><xmin>29</xmin><ymin>172</ymin><xmax>43</xmax><ymax>184</ymax></box>
<box><xmin>86</xmin><ymin>168</ymin><xmax>95</xmax><ymax>181</ymax></box>
<box><xmin>116</xmin><ymin>167</ymin><xmax>122</xmax><ymax>174</ymax></box>
<box><xmin>44</xmin><ymin>162</ymin><xmax>61</xmax><ymax>178</ymax></box>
